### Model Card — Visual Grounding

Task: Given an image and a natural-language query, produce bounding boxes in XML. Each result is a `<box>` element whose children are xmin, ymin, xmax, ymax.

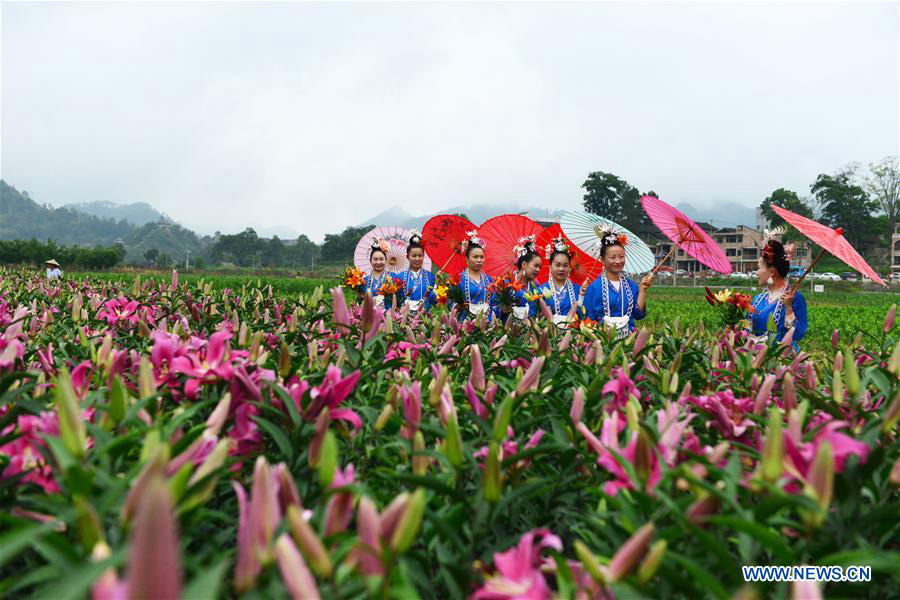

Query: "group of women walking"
<box><xmin>359</xmin><ymin>227</ymin><xmax>808</xmax><ymax>349</ymax></box>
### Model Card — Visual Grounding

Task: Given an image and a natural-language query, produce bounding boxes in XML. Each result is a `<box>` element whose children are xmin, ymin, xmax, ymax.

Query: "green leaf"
<box><xmin>183</xmin><ymin>557</ymin><xmax>230</xmax><ymax>599</ymax></box>
<box><xmin>252</xmin><ymin>415</ymin><xmax>294</xmax><ymax>462</ymax></box>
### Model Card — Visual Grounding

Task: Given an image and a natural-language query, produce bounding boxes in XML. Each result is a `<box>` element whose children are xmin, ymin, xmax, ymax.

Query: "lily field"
<box><xmin>0</xmin><ymin>268</ymin><xmax>898</xmax><ymax>599</ymax></box>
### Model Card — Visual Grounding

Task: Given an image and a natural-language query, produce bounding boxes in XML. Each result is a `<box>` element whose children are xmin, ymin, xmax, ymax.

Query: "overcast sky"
<box><xmin>2</xmin><ymin>1</ymin><xmax>897</xmax><ymax>242</ymax></box>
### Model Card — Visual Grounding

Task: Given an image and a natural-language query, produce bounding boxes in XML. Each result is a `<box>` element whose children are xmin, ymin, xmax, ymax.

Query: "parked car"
<box><xmin>890</xmin><ymin>272</ymin><xmax>900</xmax><ymax>281</ymax></box>
<box><xmin>787</xmin><ymin>266</ymin><xmax>805</xmax><ymax>278</ymax></box>
<box><xmin>840</xmin><ymin>272</ymin><xmax>857</xmax><ymax>281</ymax></box>
<box><xmin>729</xmin><ymin>272</ymin><xmax>750</xmax><ymax>279</ymax></box>
<box><xmin>675</xmin><ymin>269</ymin><xmax>689</xmax><ymax>277</ymax></box>
<box><xmin>817</xmin><ymin>272</ymin><xmax>841</xmax><ymax>281</ymax></box>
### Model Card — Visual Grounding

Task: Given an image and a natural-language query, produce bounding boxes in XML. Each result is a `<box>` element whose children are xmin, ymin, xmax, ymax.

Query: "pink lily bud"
<box><xmin>804</xmin><ymin>362</ymin><xmax>817</xmax><ymax>390</ymax></box>
<box><xmin>127</xmin><ymin>475</ymin><xmax>181</xmax><ymax>600</ymax></box>
<box><xmin>55</xmin><ymin>367</ymin><xmax>87</xmax><ymax>459</ymax></box>
<box><xmin>575</xmin><ymin>421</ymin><xmax>605</xmax><ymax>457</ymax></box>
<box><xmin>885</xmin><ymin>303</ymin><xmax>896</xmax><ymax>334</ymax></box>
<box><xmin>803</xmin><ymin>441</ymin><xmax>834</xmax><ymax>529</ymax></box>
<box><xmin>632</xmin><ymin>328</ymin><xmax>648</xmax><ymax>357</ymax></box>
<box><xmin>331</xmin><ymin>287</ymin><xmax>352</xmax><ymax>331</ymax></box>
<box><xmin>444</xmin><ymin>411</ymin><xmax>464</xmax><ymax>467</ymax></box>
<box><xmin>429</xmin><ymin>366</ymin><xmax>448</xmax><ymax>407</ymax></box>
<box><xmin>354</xmin><ymin>497</ymin><xmax>383</xmax><ymax>575</ymax></box>
<box><xmin>686</xmin><ymin>493</ymin><xmax>718</xmax><ymax>525</ymax></box>
<box><xmin>324</xmin><ymin>465</ymin><xmax>356</xmax><ymax>536</ymax></box>
<box><xmin>274</xmin><ymin>534</ymin><xmax>321</xmax><ymax>600</ymax></box>
<box><xmin>274</xmin><ymin>463</ymin><xmax>303</xmax><ymax>512</ymax></box>
<box><xmin>539</xmin><ymin>298</ymin><xmax>554</xmax><ymax>322</ymax></box>
<box><xmin>642</xmin><ymin>355</ymin><xmax>659</xmax><ymax>375</ymax></box>
<box><xmin>584</xmin><ymin>344</ymin><xmax>596</xmax><ymax>366</ymax></box>
<box><xmin>833</xmin><ymin>351</ymin><xmax>843</xmax><ymax>372</ymax></box>
<box><xmin>469</xmin><ymin>344</ymin><xmax>486</xmax><ymax>392</ymax></box>
<box><xmin>636</xmin><ymin>540</ymin><xmax>667</xmax><ymax>584</ymax></box>
<box><xmin>753</xmin><ymin>374</ymin><xmax>776</xmax><ymax>415</ymax></box>
<box><xmin>380</xmin><ymin>492</ymin><xmax>410</xmax><ymax>541</ymax></box>
<box><xmin>514</xmin><ymin>356</ymin><xmax>545</xmax><ymax>396</ymax></box>
<box><xmin>171</xmin><ymin>269</ymin><xmax>178</xmax><ymax>291</ymax></box>
<box><xmin>882</xmin><ymin>393</ymin><xmax>900</xmax><ymax>434</ymax></box>
<box><xmin>205</xmin><ymin>392</ymin><xmax>232</xmax><ymax>436</ymax></box>
<box><xmin>537</xmin><ymin>329</ymin><xmax>551</xmax><ymax>357</ymax></box>
<box><xmin>390</xmin><ymin>487</ymin><xmax>427</xmax><ymax>553</ymax></box>
<box><xmin>250</xmin><ymin>457</ymin><xmax>281</xmax><ymax>553</ymax></box>
<box><xmin>308</xmin><ymin>409</ymin><xmax>330</xmax><ymax>468</ymax></box>
<box><xmin>91</xmin><ymin>542</ymin><xmax>127</xmax><ymax>600</ymax></box>
<box><xmin>438</xmin><ymin>334</ymin><xmax>459</xmax><ymax>356</ymax></box>
<box><xmin>831</xmin><ymin>329</ymin><xmax>840</xmax><ymax>349</ymax></box>
<box><xmin>570</xmin><ymin>387</ymin><xmax>585</xmax><ymax>423</ymax></box>
<box><xmin>607</xmin><ymin>523</ymin><xmax>655</xmax><ymax>582</ymax></box>
<box><xmin>123</xmin><ymin>447</ymin><xmax>168</xmax><ymax>525</ymax></box>
<box><xmin>556</xmin><ymin>330</ymin><xmax>571</xmax><ymax>352</ymax></box>
<box><xmin>781</xmin><ymin>373</ymin><xmax>796</xmax><ymax>411</ymax></box>
<box><xmin>401</xmin><ymin>382</ymin><xmax>422</xmax><ymax>440</ymax></box>
<box><xmin>287</xmin><ymin>505</ymin><xmax>332</xmax><ymax>577</ymax></box>
<box><xmin>633</xmin><ymin>430</ymin><xmax>654</xmax><ymax>484</ymax></box>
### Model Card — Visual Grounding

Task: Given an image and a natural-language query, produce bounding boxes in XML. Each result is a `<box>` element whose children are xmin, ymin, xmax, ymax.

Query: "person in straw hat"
<box><xmin>44</xmin><ymin>259</ymin><xmax>62</xmax><ymax>280</ymax></box>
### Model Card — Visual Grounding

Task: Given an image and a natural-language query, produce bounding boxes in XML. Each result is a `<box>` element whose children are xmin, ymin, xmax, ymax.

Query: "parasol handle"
<box><xmin>650</xmin><ymin>242</ymin><xmax>680</xmax><ymax>276</ymax></box>
<box><xmin>438</xmin><ymin>248</ymin><xmax>459</xmax><ymax>275</ymax></box>
<box><xmin>789</xmin><ymin>247</ymin><xmax>828</xmax><ymax>294</ymax></box>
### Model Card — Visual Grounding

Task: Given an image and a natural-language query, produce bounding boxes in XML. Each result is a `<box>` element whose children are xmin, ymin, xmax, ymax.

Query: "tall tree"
<box><xmin>863</xmin><ymin>156</ymin><xmax>900</xmax><ymax>239</ymax></box>
<box><xmin>809</xmin><ymin>166</ymin><xmax>877</xmax><ymax>249</ymax></box>
<box><xmin>321</xmin><ymin>226</ymin><xmax>372</xmax><ymax>262</ymax></box>
<box><xmin>759</xmin><ymin>188</ymin><xmax>813</xmax><ymax>242</ymax></box>
<box><xmin>582</xmin><ymin>171</ymin><xmax>648</xmax><ymax>233</ymax></box>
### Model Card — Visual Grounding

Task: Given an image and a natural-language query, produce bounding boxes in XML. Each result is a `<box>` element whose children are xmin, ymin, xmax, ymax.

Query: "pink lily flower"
<box><xmin>304</xmin><ymin>365</ymin><xmax>362</xmax><ymax>430</ymax></box>
<box><xmin>400</xmin><ymin>382</ymin><xmax>422</xmax><ymax>439</ymax></box>
<box><xmin>472</xmin><ymin>529</ymin><xmax>563</xmax><ymax>600</ymax></box>
<box><xmin>0</xmin><ymin>411</ymin><xmax>61</xmax><ymax>493</ymax></box>
<box><xmin>784</xmin><ymin>420</ymin><xmax>869</xmax><ymax>491</ymax></box>
<box><xmin>324</xmin><ymin>464</ymin><xmax>356</xmax><ymax>536</ymax></box>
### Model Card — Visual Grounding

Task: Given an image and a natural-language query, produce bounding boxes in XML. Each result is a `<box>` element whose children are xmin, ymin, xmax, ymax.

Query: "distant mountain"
<box><xmin>359</xmin><ymin>204</ymin><xmax>565</xmax><ymax>231</ymax></box>
<box><xmin>0</xmin><ymin>180</ymin><xmax>202</xmax><ymax>263</ymax></box>
<box><xmin>63</xmin><ymin>200</ymin><xmax>164</xmax><ymax>226</ymax></box>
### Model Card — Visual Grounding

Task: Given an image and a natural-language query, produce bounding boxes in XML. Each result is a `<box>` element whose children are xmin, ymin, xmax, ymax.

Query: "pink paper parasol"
<box><xmin>354</xmin><ymin>226</ymin><xmax>432</xmax><ymax>275</ymax></box>
<box><xmin>641</xmin><ymin>195</ymin><xmax>732</xmax><ymax>274</ymax></box>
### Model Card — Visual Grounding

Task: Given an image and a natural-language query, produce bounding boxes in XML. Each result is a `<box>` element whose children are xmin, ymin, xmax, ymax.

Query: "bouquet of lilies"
<box><xmin>523</xmin><ymin>287</ymin><xmax>553</xmax><ymax>304</ymax></box>
<box><xmin>377</xmin><ymin>278</ymin><xmax>404</xmax><ymax>297</ymax></box>
<box><xmin>340</xmin><ymin>266</ymin><xmax>366</xmax><ymax>294</ymax></box>
<box><xmin>435</xmin><ymin>272</ymin><xmax>464</xmax><ymax>309</ymax></box>
<box><xmin>488</xmin><ymin>273</ymin><xmax>524</xmax><ymax>313</ymax></box>
<box><xmin>705</xmin><ymin>286</ymin><xmax>754</xmax><ymax>327</ymax></box>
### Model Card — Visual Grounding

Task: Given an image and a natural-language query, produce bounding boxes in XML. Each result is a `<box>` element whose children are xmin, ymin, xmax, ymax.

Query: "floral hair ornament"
<box><xmin>408</xmin><ymin>229</ymin><xmax>423</xmax><ymax>244</ymax></box>
<box><xmin>592</xmin><ymin>224</ymin><xmax>627</xmax><ymax>253</ymax></box>
<box><xmin>461</xmin><ymin>229</ymin><xmax>487</xmax><ymax>252</ymax></box>
<box><xmin>371</xmin><ymin>238</ymin><xmax>390</xmax><ymax>254</ymax></box>
<box><xmin>513</xmin><ymin>234</ymin><xmax>537</xmax><ymax>258</ymax></box>
<box><xmin>544</xmin><ymin>235</ymin><xmax>571</xmax><ymax>260</ymax></box>
<box><xmin>762</xmin><ymin>225</ymin><xmax>787</xmax><ymax>243</ymax></box>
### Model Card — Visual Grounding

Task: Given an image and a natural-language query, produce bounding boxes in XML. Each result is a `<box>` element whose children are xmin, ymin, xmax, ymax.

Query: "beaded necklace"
<box><xmin>404</xmin><ymin>269</ymin><xmax>422</xmax><ymax>299</ymax></box>
<box><xmin>549</xmin><ymin>279</ymin><xmax>576</xmax><ymax>314</ymax></box>
<box><xmin>462</xmin><ymin>270</ymin><xmax>488</xmax><ymax>305</ymax></box>
<box><xmin>368</xmin><ymin>271</ymin><xmax>386</xmax><ymax>295</ymax></box>
<box><xmin>601</xmin><ymin>274</ymin><xmax>633</xmax><ymax>318</ymax></box>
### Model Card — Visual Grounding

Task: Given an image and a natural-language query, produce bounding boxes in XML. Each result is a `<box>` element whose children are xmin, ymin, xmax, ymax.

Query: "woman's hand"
<box><xmin>639</xmin><ymin>274</ymin><xmax>654</xmax><ymax>291</ymax></box>
<box><xmin>783</xmin><ymin>285</ymin><xmax>796</xmax><ymax>317</ymax></box>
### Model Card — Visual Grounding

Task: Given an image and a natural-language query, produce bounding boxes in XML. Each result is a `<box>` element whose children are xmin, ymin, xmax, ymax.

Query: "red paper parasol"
<box><xmin>641</xmin><ymin>195</ymin><xmax>732</xmax><ymax>274</ymax></box>
<box><xmin>478</xmin><ymin>214</ymin><xmax>545</xmax><ymax>278</ymax></box>
<box><xmin>422</xmin><ymin>214</ymin><xmax>477</xmax><ymax>276</ymax></box>
<box><xmin>535</xmin><ymin>224</ymin><xmax>602</xmax><ymax>285</ymax></box>
<box><xmin>771</xmin><ymin>204</ymin><xmax>887</xmax><ymax>288</ymax></box>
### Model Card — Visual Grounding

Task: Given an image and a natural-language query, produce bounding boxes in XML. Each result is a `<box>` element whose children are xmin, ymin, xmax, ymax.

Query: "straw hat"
<box><xmin>44</xmin><ymin>259</ymin><xmax>60</xmax><ymax>267</ymax></box>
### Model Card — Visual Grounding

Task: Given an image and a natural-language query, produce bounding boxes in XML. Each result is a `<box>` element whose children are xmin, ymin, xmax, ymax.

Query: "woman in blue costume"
<box><xmin>583</xmin><ymin>226</ymin><xmax>654</xmax><ymax>337</ymax></box>
<box><xmin>503</xmin><ymin>235</ymin><xmax>543</xmax><ymax>322</ymax></box>
<box><xmin>539</xmin><ymin>235</ymin><xmax>587</xmax><ymax>327</ymax></box>
<box><xmin>362</xmin><ymin>241</ymin><xmax>401</xmax><ymax>310</ymax></box>
<box><xmin>748</xmin><ymin>235</ymin><xmax>807</xmax><ymax>352</ymax></box>
<box><xmin>396</xmin><ymin>230</ymin><xmax>436</xmax><ymax>315</ymax></box>
<box><xmin>453</xmin><ymin>230</ymin><xmax>496</xmax><ymax>321</ymax></box>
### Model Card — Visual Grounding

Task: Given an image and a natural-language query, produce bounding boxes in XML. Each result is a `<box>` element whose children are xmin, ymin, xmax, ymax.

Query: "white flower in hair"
<box><xmin>763</xmin><ymin>225</ymin><xmax>787</xmax><ymax>241</ymax></box>
<box><xmin>514</xmin><ymin>234</ymin><xmax>537</xmax><ymax>258</ymax></box>
<box><xmin>463</xmin><ymin>229</ymin><xmax>486</xmax><ymax>250</ymax></box>
<box><xmin>544</xmin><ymin>236</ymin><xmax>570</xmax><ymax>259</ymax></box>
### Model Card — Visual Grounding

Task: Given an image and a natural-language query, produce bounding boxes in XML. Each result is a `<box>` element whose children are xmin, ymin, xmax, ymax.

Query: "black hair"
<box><xmin>600</xmin><ymin>236</ymin><xmax>624</xmax><ymax>259</ymax></box>
<box><xmin>516</xmin><ymin>246</ymin><xmax>541</xmax><ymax>270</ymax></box>
<box><xmin>761</xmin><ymin>240</ymin><xmax>790</xmax><ymax>278</ymax></box>
<box><xmin>548</xmin><ymin>249</ymin><xmax>572</xmax><ymax>265</ymax></box>
<box><xmin>406</xmin><ymin>234</ymin><xmax>424</xmax><ymax>257</ymax></box>
<box><xmin>464</xmin><ymin>242</ymin><xmax>483</xmax><ymax>258</ymax></box>
<box><xmin>369</xmin><ymin>246</ymin><xmax>386</xmax><ymax>260</ymax></box>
